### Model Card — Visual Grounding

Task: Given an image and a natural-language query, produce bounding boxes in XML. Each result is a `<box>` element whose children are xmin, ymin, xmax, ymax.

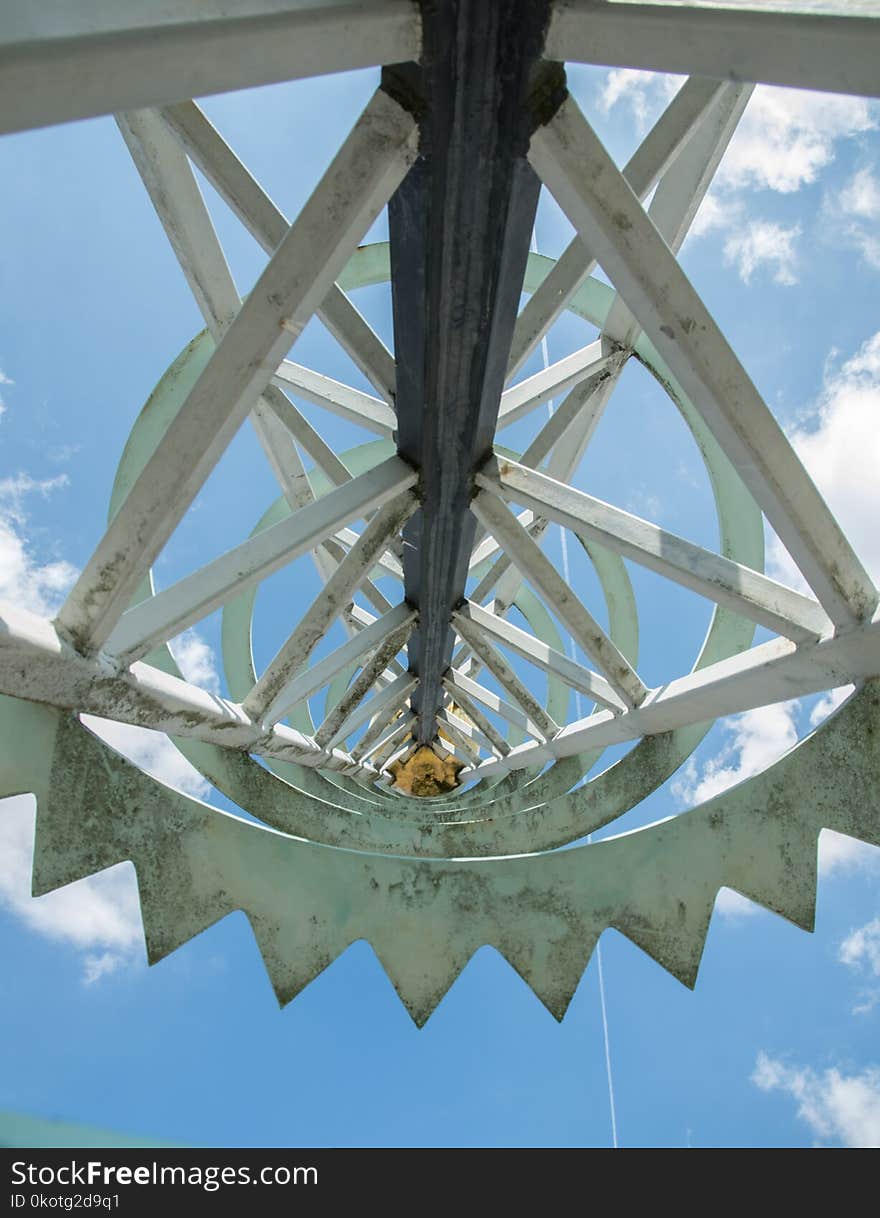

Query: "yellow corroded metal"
<box><xmin>388</xmin><ymin>745</ymin><xmax>464</xmax><ymax>797</ymax></box>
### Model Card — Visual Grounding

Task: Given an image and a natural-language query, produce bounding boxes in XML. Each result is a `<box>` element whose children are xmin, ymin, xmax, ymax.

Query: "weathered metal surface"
<box><xmin>3</xmin><ymin>681</ymin><xmax>878</xmax><ymax>1024</ymax></box>
<box><xmin>384</xmin><ymin>0</ymin><xmax>564</xmax><ymax>744</ymax></box>
<box><xmin>546</xmin><ymin>2</ymin><xmax>880</xmax><ymax>99</ymax></box>
<box><xmin>3</xmin><ymin>2</ymin><xmax>880</xmax><ymax>1023</ymax></box>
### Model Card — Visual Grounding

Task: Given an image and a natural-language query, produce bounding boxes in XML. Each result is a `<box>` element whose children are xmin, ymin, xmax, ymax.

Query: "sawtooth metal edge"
<box><xmin>1</xmin><ymin>683</ymin><xmax>877</xmax><ymax>1026</ymax></box>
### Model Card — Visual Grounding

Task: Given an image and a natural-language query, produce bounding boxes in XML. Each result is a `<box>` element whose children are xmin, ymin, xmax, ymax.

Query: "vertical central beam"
<box><xmin>384</xmin><ymin>0</ymin><xmax>562</xmax><ymax>744</ymax></box>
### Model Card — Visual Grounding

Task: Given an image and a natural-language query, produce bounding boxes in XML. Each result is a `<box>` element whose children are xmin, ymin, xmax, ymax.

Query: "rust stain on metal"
<box><xmin>387</xmin><ymin>743</ymin><xmax>464</xmax><ymax>797</ymax></box>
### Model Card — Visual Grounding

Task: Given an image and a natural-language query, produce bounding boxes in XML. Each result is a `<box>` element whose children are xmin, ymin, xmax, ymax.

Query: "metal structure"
<box><xmin>1</xmin><ymin>1</ymin><xmax>879</xmax><ymax>1024</ymax></box>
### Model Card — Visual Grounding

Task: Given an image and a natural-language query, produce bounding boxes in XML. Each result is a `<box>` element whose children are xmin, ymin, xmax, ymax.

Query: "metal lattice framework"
<box><xmin>1</xmin><ymin>1</ymin><xmax>879</xmax><ymax>1023</ymax></box>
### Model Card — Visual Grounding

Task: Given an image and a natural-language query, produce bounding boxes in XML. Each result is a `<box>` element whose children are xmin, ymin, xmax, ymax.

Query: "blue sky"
<box><xmin>1</xmin><ymin>56</ymin><xmax>880</xmax><ymax>1148</ymax></box>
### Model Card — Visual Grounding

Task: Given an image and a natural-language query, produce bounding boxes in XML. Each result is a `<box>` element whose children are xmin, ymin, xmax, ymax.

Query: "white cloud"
<box><xmin>0</xmin><ymin>368</ymin><xmax>11</xmax><ymax>416</ymax></box>
<box><xmin>0</xmin><ymin>712</ymin><xmax>216</xmax><ymax>984</ymax></box>
<box><xmin>723</xmin><ymin>219</ymin><xmax>801</xmax><ymax>285</ymax></box>
<box><xmin>689</xmin><ymin>192</ymin><xmax>743</xmax><ymax>239</ymax></box>
<box><xmin>809</xmin><ymin>686</ymin><xmax>854</xmax><ymax>727</ymax></box>
<box><xmin>83</xmin><ymin>951</ymin><xmax>126</xmax><ymax>985</ymax></box>
<box><xmin>599</xmin><ymin>74</ymin><xmax>875</xmax><ymax>197</ymax></box>
<box><xmin>718</xmin><ymin>89</ymin><xmax>876</xmax><ymax>195</ymax></box>
<box><xmin>169</xmin><ymin>628</ymin><xmax>221</xmax><ymax>695</ymax></box>
<box><xmin>714</xmin><ymin>889</ymin><xmax>761</xmax><ymax>918</ymax></box>
<box><xmin>0</xmin><ymin>794</ymin><xmax>143</xmax><ymax>984</ymax></box>
<box><xmin>597</xmin><ymin>68</ymin><xmax>682</xmax><ymax>130</ymax></box>
<box><xmin>675</xmin><ymin>702</ymin><xmax>879</xmax><ymax>894</ymax></box>
<box><xmin>819</xmin><ymin>829</ymin><xmax>880</xmax><ymax>877</ymax></box>
<box><xmin>674</xmin><ymin>700</ymin><xmax>799</xmax><ymax>808</ymax></box>
<box><xmin>770</xmin><ymin>330</ymin><xmax>880</xmax><ymax>588</ymax></box>
<box><xmin>839</xmin><ymin>166</ymin><xmax>880</xmax><ymax>219</ymax></box>
<box><xmin>840</xmin><ymin>918</ymin><xmax>880</xmax><ymax>977</ymax></box>
<box><xmin>752</xmin><ymin>1051</ymin><xmax>880</xmax><ymax>1147</ymax></box>
<box><xmin>827</xmin><ymin>165</ymin><xmax>880</xmax><ymax>270</ymax></box>
<box><xmin>0</xmin><ymin>475</ymin><xmax>78</xmax><ymax>615</ymax></box>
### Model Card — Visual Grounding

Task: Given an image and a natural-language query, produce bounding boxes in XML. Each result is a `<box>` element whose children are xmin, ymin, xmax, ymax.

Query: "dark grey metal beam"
<box><xmin>384</xmin><ymin>0</ymin><xmax>564</xmax><ymax>744</ymax></box>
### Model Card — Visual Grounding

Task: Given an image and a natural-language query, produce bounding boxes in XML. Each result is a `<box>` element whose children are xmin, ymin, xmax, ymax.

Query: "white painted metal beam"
<box><xmin>452</xmin><ymin>613</ymin><xmax>559</xmax><ymax>742</ymax></box>
<box><xmin>440</xmin><ymin>676</ymin><xmax>511</xmax><ymax>757</ymax></box>
<box><xmin>461</xmin><ymin>606</ymin><xmax>880</xmax><ymax>782</ymax></box>
<box><xmin>454</xmin><ymin>600</ymin><xmax>627</xmax><ymax>712</ymax></box>
<box><xmin>442</xmin><ymin>666</ymin><xmax>550</xmax><ymax>743</ymax></box>
<box><xmin>529</xmin><ymin>95</ymin><xmax>878</xmax><ymax>628</ymax></box>
<box><xmin>158</xmin><ymin>99</ymin><xmax>397</xmax><ymax>403</ymax></box>
<box><xmin>471</xmin><ymin>491</ymin><xmax>648</xmax><ymax>708</ymax></box>
<box><xmin>0</xmin><ymin>601</ymin><xmax>376</xmax><ymax>780</ymax></box>
<box><xmin>497</xmin><ymin>341</ymin><xmax>618</xmax><ymax>429</ymax></box>
<box><xmin>272</xmin><ymin>361</ymin><xmax>396</xmax><ymax>436</ymax></box>
<box><xmin>243</xmin><ymin>491</ymin><xmax>418</xmax><ymax>722</ymax></box>
<box><xmin>355</xmin><ymin>708</ymin><xmax>416</xmax><ymax>764</ymax></box>
<box><xmin>116</xmin><ymin>107</ymin><xmax>328</xmax><ymax>535</ymax></box>
<box><xmin>326</xmin><ymin>670</ymin><xmax>418</xmax><ymax>750</ymax></box>
<box><xmin>255</xmin><ymin>603</ymin><xmax>415</xmax><ymax>725</ymax></box>
<box><xmin>0</xmin><ymin>1</ymin><xmax>421</xmax><ymax>135</ymax></box>
<box><xmin>106</xmin><ymin>456</ymin><xmax>415</xmax><ymax>662</ymax></box>
<box><xmin>437</xmin><ymin>708</ymin><xmax>485</xmax><ymax>761</ymax></box>
<box><xmin>315</xmin><ymin>617</ymin><xmax>415</xmax><ymax>748</ymax></box>
<box><xmin>479</xmin><ymin>458</ymin><xmax>830</xmax><ymax>643</ymax></box>
<box><xmin>57</xmin><ymin>90</ymin><xmax>418</xmax><ymax>654</ymax></box>
<box><xmin>507</xmin><ymin>76</ymin><xmax>729</xmax><ymax>378</ymax></box>
<box><xmin>546</xmin><ymin>2</ymin><xmax>880</xmax><ymax>99</ymax></box>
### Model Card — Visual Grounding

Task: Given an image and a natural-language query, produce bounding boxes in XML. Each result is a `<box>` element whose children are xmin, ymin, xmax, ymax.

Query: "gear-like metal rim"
<box><xmin>3</xmin><ymin>682</ymin><xmax>877</xmax><ymax>1025</ymax></box>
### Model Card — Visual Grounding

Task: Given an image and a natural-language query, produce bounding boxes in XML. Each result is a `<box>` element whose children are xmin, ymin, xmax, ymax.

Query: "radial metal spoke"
<box><xmin>1</xmin><ymin>1</ymin><xmax>421</xmax><ymax>136</ymax></box>
<box><xmin>116</xmin><ymin>107</ymin><xmax>330</xmax><ymax>529</ymax></box>
<box><xmin>355</xmin><ymin>708</ymin><xmax>416</xmax><ymax>765</ymax></box>
<box><xmin>603</xmin><ymin>83</ymin><xmax>753</xmax><ymax>350</ymax></box>
<box><xmin>530</xmin><ymin>81</ymin><xmax>751</xmax><ymax>479</ymax></box>
<box><xmin>0</xmin><ymin>603</ymin><xmax>376</xmax><ymax>780</ymax></box>
<box><xmin>479</xmin><ymin>458</ymin><xmax>830</xmax><ymax>644</ymax></box>
<box><xmin>106</xmin><ymin>457</ymin><xmax>416</xmax><ymax>663</ymax></box>
<box><xmin>507</xmin><ymin>76</ymin><xmax>729</xmax><ymax>378</ymax></box>
<box><xmin>461</xmin><ymin>607</ymin><xmax>880</xmax><ymax>782</ymax></box>
<box><xmin>440</xmin><ymin>678</ymin><xmax>511</xmax><ymax>758</ymax></box>
<box><xmin>546</xmin><ymin>2</ymin><xmax>880</xmax><ymax>98</ymax></box>
<box><xmin>497</xmin><ymin>341</ymin><xmax>620</xmax><ymax>429</ymax></box>
<box><xmin>443</xmin><ymin>665</ymin><xmax>550</xmax><ymax>743</ymax></box>
<box><xmin>272</xmin><ymin>362</ymin><xmax>396</xmax><ymax>436</ymax></box>
<box><xmin>519</xmin><ymin>378</ymin><xmax>612</xmax><ymax>475</ymax></box>
<box><xmin>325</xmin><ymin>670</ymin><xmax>418</xmax><ymax>751</ymax></box>
<box><xmin>264</xmin><ymin>602</ymin><xmax>416</xmax><ymax>726</ymax></box>
<box><xmin>243</xmin><ymin>491</ymin><xmax>418</xmax><ymax>723</ymax></box>
<box><xmin>57</xmin><ymin>89</ymin><xmax>417</xmax><ymax>654</ymax></box>
<box><xmin>437</xmin><ymin>707</ymin><xmax>485</xmax><ymax>761</ymax></box>
<box><xmin>471</xmin><ymin>491</ymin><xmax>648</xmax><ymax>708</ymax></box>
<box><xmin>530</xmin><ymin>94</ymin><xmax>878</xmax><ymax>628</ymax></box>
<box><xmin>315</xmin><ymin>617</ymin><xmax>416</xmax><ymax>748</ymax></box>
<box><xmin>454</xmin><ymin>600</ymin><xmax>627</xmax><ymax>712</ymax></box>
<box><xmin>452</xmin><ymin>613</ymin><xmax>559</xmax><ymax>742</ymax></box>
<box><xmin>158</xmin><ymin>99</ymin><xmax>398</xmax><ymax>403</ymax></box>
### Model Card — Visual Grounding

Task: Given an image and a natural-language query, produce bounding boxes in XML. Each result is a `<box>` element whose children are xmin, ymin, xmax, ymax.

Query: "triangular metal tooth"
<box><xmin>32</xmin><ymin>711</ymin><xmax>145</xmax><ymax>895</ymax></box>
<box><xmin>494</xmin><ymin>930</ymin><xmax>601</xmax><ymax>1021</ymax></box>
<box><xmin>722</xmin><ymin>867</ymin><xmax>818</xmax><ymax>933</ymax></box>
<box><xmin>369</xmin><ymin>933</ymin><xmax>478</xmax><ymax>1027</ymax></box>
<box><xmin>137</xmin><ymin>864</ymin><xmax>238</xmax><ymax>964</ymax></box>
<box><xmin>31</xmin><ymin>790</ymin><xmax>130</xmax><ymax>898</ymax></box>
<box><xmin>246</xmin><ymin>911</ymin><xmax>351</xmax><ymax>1008</ymax></box>
<box><xmin>614</xmin><ymin>895</ymin><xmax>716</xmax><ymax>989</ymax></box>
<box><xmin>722</xmin><ymin>820</ymin><xmax>819</xmax><ymax>933</ymax></box>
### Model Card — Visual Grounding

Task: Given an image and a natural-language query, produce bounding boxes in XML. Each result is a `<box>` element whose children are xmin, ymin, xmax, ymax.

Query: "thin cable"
<box><xmin>531</xmin><ymin>224</ymin><xmax>619</xmax><ymax>1149</ymax></box>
